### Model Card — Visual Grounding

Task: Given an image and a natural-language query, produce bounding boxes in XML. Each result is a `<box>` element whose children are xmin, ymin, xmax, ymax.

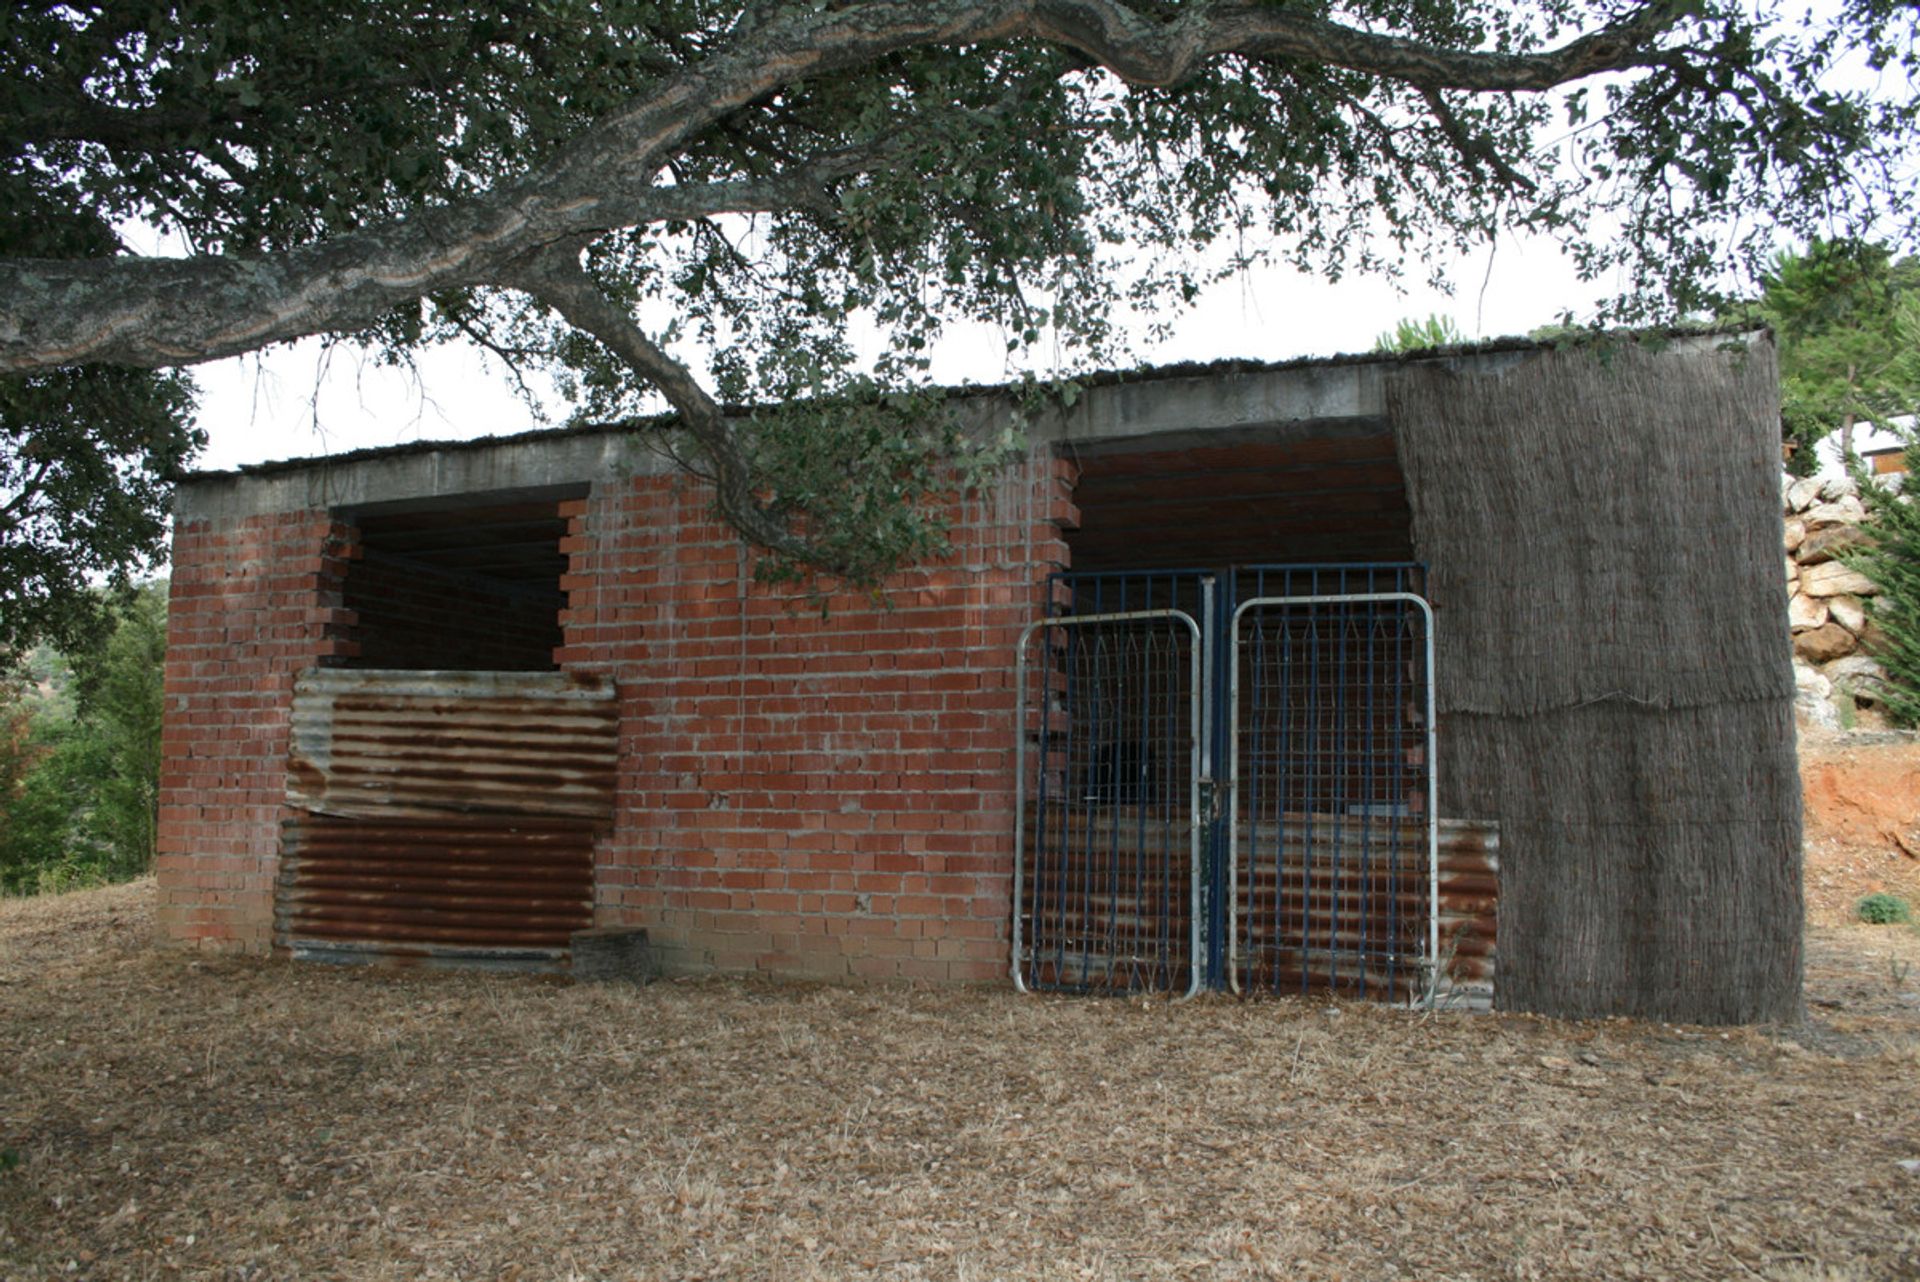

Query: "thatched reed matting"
<box><xmin>1389</xmin><ymin>337</ymin><xmax>1802</xmax><ymax>1022</ymax></box>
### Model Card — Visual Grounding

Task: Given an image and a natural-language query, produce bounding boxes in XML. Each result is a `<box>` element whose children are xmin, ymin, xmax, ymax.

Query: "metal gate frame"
<box><xmin>1225</xmin><ymin>592</ymin><xmax>1437</xmax><ymax>1004</ymax></box>
<box><xmin>1013</xmin><ymin>566</ymin><xmax>1439</xmax><ymax>1006</ymax></box>
<box><xmin>1012</xmin><ymin>607</ymin><xmax>1206</xmax><ymax>1000</ymax></box>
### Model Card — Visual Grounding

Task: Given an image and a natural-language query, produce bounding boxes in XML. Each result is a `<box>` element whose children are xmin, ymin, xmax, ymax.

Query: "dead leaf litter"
<box><xmin>2</xmin><ymin>733</ymin><xmax>1920</xmax><ymax>1280</ymax></box>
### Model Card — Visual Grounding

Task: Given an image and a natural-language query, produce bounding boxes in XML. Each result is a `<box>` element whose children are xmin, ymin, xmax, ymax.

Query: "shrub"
<box><xmin>0</xmin><ymin>583</ymin><xmax>167</xmax><ymax>894</ymax></box>
<box><xmin>1373</xmin><ymin>314</ymin><xmax>1465</xmax><ymax>354</ymax></box>
<box><xmin>1856</xmin><ymin>892</ymin><xmax>1914</xmax><ymax>925</ymax></box>
<box><xmin>1847</xmin><ymin>438</ymin><xmax>1920</xmax><ymax>726</ymax></box>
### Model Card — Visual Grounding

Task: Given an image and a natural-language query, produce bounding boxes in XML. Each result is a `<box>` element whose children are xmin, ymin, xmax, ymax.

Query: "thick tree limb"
<box><xmin>500</xmin><ymin>247</ymin><xmax>827</xmax><ymax>568</ymax></box>
<box><xmin>0</xmin><ymin>0</ymin><xmax>1685</xmax><ymax>374</ymax></box>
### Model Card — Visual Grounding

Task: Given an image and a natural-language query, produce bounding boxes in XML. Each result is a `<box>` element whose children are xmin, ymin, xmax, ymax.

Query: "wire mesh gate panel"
<box><xmin>1013</xmin><ymin>565</ymin><xmax>1438</xmax><ymax>1003</ymax></box>
<box><xmin>1229</xmin><ymin>591</ymin><xmax>1436</xmax><ymax>1003</ymax></box>
<box><xmin>1015</xmin><ymin>604</ymin><xmax>1203</xmax><ymax>996</ymax></box>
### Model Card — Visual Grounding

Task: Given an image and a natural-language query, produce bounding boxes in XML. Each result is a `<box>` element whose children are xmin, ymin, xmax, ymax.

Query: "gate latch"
<box><xmin>1198</xmin><ymin>776</ymin><xmax>1222</xmax><ymax>824</ymax></box>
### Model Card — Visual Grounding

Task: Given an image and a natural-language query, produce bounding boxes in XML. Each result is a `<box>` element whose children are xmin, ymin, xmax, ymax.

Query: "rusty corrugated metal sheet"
<box><xmin>1431</xmin><ymin>817</ymin><xmax>1500</xmax><ymax>1011</ymax></box>
<box><xmin>276</xmin><ymin>669</ymin><xmax>617</xmax><ymax>968</ymax></box>
<box><xmin>1023</xmin><ymin>808</ymin><xmax>1499</xmax><ymax>1005</ymax></box>
<box><xmin>286</xmin><ymin>669</ymin><xmax>617</xmax><ymax>820</ymax></box>
<box><xmin>1237</xmin><ymin>816</ymin><xmax>1499</xmax><ymax>1007</ymax></box>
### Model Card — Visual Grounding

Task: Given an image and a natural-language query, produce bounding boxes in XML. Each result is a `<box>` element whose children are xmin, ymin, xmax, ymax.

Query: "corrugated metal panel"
<box><xmin>1237</xmin><ymin>815</ymin><xmax>1500</xmax><ymax>1007</ymax></box>
<box><xmin>286</xmin><ymin>669</ymin><xmax>617</xmax><ymax>820</ymax></box>
<box><xmin>1022</xmin><ymin>809</ymin><xmax>1499</xmax><ymax>1005</ymax></box>
<box><xmin>276</xmin><ymin>669</ymin><xmax>617</xmax><ymax>968</ymax></box>
<box><xmin>1017</xmin><ymin>809</ymin><xmax>1196</xmax><ymax>994</ymax></box>
<box><xmin>1432</xmin><ymin>818</ymin><xmax>1499</xmax><ymax>1011</ymax></box>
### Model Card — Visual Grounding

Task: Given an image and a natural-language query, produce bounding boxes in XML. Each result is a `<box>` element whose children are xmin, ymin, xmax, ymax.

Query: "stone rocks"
<box><xmin>1788</xmin><ymin>593</ymin><xmax>1829</xmax><ymax>632</ymax></box>
<box><xmin>1781</xmin><ymin>470</ymin><xmax>1894</xmax><ymax>726</ymax></box>
<box><xmin>1794</xmin><ymin>622</ymin><xmax>1856</xmax><ymax>664</ymax></box>
<box><xmin>1803</xmin><ymin>497</ymin><xmax>1868</xmax><ymax>529</ymax></box>
<box><xmin>570</xmin><ymin>927</ymin><xmax>655</xmax><ymax>982</ymax></box>
<box><xmin>1794</xmin><ymin>663</ymin><xmax>1840</xmax><ymax>730</ymax></box>
<box><xmin>1828</xmin><ymin>595</ymin><xmax>1868</xmax><ymax>636</ymax></box>
<box><xmin>1799</xmin><ymin>559</ymin><xmax>1878</xmax><ymax>599</ymax></box>
<box><xmin>1798</xmin><ymin>523</ymin><xmax>1870</xmax><ymax>565</ymax></box>
<box><xmin>1825</xmin><ymin>655</ymin><xmax>1896</xmax><ymax>706</ymax></box>
<box><xmin>1786</xmin><ymin>475</ymin><xmax>1824</xmax><ymax>512</ymax></box>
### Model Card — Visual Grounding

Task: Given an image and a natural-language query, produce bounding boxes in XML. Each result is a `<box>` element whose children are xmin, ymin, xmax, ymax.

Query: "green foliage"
<box><xmin>1855</xmin><ymin>892</ymin><xmax>1913</xmax><ymax>925</ymax></box>
<box><xmin>5</xmin><ymin>2</ymin><xmax>1920</xmax><ymax>582</ymax></box>
<box><xmin>0</xmin><ymin>702</ymin><xmax>95</xmax><ymax>894</ymax></box>
<box><xmin>734</xmin><ymin>387</ymin><xmax>1023</xmax><ymax>590</ymax></box>
<box><xmin>0</xmin><ymin>684</ymin><xmax>40</xmax><ymax>869</ymax></box>
<box><xmin>1373</xmin><ymin>315</ymin><xmax>1466</xmax><ymax>354</ymax></box>
<box><xmin>0</xmin><ymin>127</ymin><xmax>203</xmax><ymax>667</ymax></box>
<box><xmin>69</xmin><ymin>587</ymin><xmax>169</xmax><ymax>875</ymax></box>
<box><xmin>0</xmin><ymin>1</ymin><xmax>661</xmax><ymax>256</ymax></box>
<box><xmin>1732</xmin><ymin>240</ymin><xmax>1920</xmax><ymax>469</ymax></box>
<box><xmin>1846</xmin><ymin>440</ymin><xmax>1920</xmax><ymax>727</ymax></box>
<box><xmin>0</xmin><ymin>585</ymin><xmax>169</xmax><ymax>895</ymax></box>
<box><xmin>0</xmin><ymin>368</ymin><xmax>201</xmax><ymax>668</ymax></box>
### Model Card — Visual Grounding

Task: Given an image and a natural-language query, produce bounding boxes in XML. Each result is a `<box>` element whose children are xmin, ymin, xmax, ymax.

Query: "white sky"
<box><xmin>187</xmin><ymin>227</ymin><xmax>1615</xmax><ymax>473</ymax></box>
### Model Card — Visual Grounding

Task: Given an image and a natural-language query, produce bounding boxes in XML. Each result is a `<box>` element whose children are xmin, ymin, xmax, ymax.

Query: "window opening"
<box><xmin>333</xmin><ymin>486</ymin><xmax>585</xmax><ymax>671</ymax></box>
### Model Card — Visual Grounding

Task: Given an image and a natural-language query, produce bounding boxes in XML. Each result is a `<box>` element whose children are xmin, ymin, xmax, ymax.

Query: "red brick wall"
<box><xmin>564</xmin><ymin>451</ymin><xmax>1078</xmax><ymax>982</ymax></box>
<box><xmin>155</xmin><ymin>448</ymin><xmax>1079</xmax><ymax>978</ymax></box>
<box><xmin>155</xmin><ymin>513</ymin><xmax>356</xmax><ymax>950</ymax></box>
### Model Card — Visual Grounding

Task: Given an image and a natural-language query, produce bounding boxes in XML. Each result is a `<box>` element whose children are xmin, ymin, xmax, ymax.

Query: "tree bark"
<box><xmin>0</xmin><ymin>0</ymin><xmax>1684</xmax><ymax>375</ymax></box>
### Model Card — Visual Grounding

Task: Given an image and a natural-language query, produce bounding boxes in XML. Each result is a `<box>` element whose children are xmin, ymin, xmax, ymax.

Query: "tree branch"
<box><xmin>1418</xmin><ymin>86</ymin><xmax>1540</xmax><ymax>196</ymax></box>
<box><xmin>499</xmin><ymin>246</ymin><xmax>825</xmax><ymax>569</ymax></box>
<box><xmin>0</xmin><ymin>455</ymin><xmax>55</xmax><ymax>529</ymax></box>
<box><xmin>0</xmin><ymin>0</ymin><xmax>1688</xmax><ymax>374</ymax></box>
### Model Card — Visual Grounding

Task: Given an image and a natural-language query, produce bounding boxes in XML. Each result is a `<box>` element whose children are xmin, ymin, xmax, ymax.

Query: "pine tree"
<box><xmin>1748</xmin><ymin>241</ymin><xmax>1920</xmax><ymax>470</ymax></box>
<box><xmin>1850</xmin><ymin>442</ymin><xmax>1920</xmax><ymax>726</ymax></box>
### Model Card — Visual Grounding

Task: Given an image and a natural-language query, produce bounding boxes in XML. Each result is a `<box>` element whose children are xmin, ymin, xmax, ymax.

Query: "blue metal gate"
<box><xmin>1013</xmin><ymin>565</ymin><xmax>1436</xmax><ymax>1001</ymax></box>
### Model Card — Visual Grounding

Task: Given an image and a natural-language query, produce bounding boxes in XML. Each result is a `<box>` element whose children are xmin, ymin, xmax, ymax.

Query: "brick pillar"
<box><xmin>155</xmin><ymin>512</ymin><xmax>349</xmax><ymax>952</ymax></box>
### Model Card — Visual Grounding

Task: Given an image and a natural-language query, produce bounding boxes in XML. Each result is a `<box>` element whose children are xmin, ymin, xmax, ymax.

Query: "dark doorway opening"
<box><xmin>333</xmin><ymin>486</ymin><xmax>586</xmax><ymax>671</ymax></box>
<box><xmin>1060</xmin><ymin>421</ymin><xmax>1414</xmax><ymax>571</ymax></box>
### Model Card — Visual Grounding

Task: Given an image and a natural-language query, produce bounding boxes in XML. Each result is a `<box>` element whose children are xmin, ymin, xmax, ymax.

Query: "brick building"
<box><xmin>158</xmin><ymin>335</ymin><xmax>1807</xmax><ymax>1023</ymax></box>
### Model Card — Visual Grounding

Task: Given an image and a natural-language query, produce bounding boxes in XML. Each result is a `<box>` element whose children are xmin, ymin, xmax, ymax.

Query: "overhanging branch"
<box><xmin>0</xmin><ymin>0</ymin><xmax>1688</xmax><ymax>374</ymax></box>
<box><xmin>500</xmin><ymin>245</ymin><xmax>825</xmax><ymax>569</ymax></box>
<box><xmin>1419</xmin><ymin>86</ymin><xmax>1540</xmax><ymax>196</ymax></box>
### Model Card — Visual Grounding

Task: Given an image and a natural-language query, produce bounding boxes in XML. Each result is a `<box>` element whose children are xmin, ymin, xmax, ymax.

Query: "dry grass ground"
<box><xmin>3</xmin><ymin>739</ymin><xmax>1919</xmax><ymax>1281</ymax></box>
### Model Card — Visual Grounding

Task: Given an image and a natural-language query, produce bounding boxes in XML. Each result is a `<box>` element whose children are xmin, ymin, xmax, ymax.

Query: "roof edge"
<box><xmin>180</xmin><ymin>322</ymin><xmax>1766</xmax><ymax>485</ymax></box>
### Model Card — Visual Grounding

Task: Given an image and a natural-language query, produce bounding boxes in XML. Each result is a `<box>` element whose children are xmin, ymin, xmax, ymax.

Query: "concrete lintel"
<box><xmin>176</xmin><ymin>430</ymin><xmax>675</xmax><ymax>523</ymax></box>
<box><xmin>1037</xmin><ymin>361</ymin><xmax>1381</xmax><ymax>448</ymax></box>
<box><xmin>178</xmin><ymin>349</ymin><xmax>1633</xmax><ymax>522</ymax></box>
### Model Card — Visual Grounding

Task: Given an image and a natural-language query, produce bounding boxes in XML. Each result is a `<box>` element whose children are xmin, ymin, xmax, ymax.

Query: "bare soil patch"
<box><xmin>1800</xmin><ymin>728</ymin><xmax>1920</xmax><ymax>926</ymax></box>
<box><xmin>4</xmin><ymin>741</ymin><xmax>1920</xmax><ymax>1281</ymax></box>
